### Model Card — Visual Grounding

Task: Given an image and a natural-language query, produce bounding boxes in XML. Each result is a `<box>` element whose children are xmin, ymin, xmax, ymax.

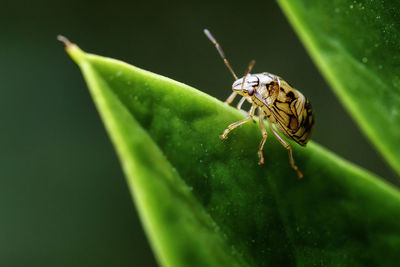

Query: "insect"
<box><xmin>204</xmin><ymin>29</ymin><xmax>314</xmax><ymax>178</ymax></box>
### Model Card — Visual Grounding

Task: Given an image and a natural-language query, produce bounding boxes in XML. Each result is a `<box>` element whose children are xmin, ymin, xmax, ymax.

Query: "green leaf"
<box><xmin>277</xmin><ymin>0</ymin><xmax>400</xmax><ymax>176</ymax></box>
<box><xmin>63</xmin><ymin>42</ymin><xmax>400</xmax><ymax>266</ymax></box>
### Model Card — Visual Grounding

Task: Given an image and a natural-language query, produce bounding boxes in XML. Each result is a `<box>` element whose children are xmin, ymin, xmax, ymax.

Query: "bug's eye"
<box><xmin>247</xmin><ymin>88</ymin><xmax>255</xmax><ymax>96</ymax></box>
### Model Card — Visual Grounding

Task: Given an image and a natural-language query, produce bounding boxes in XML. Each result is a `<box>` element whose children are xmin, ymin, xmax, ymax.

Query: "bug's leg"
<box><xmin>257</xmin><ymin>108</ymin><xmax>268</xmax><ymax>165</ymax></box>
<box><xmin>220</xmin><ymin>104</ymin><xmax>255</xmax><ymax>139</ymax></box>
<box><xmin>236</xmin><ymin>96</ymin><xmax>248</xmax><ymax>115</ymax></box>
<box><xmin>236</xmin><ymin>96</ymin><xmax>246</xmax><ymax>110</ymax></box>
<box><xmin>267</xmin><ymin>121</ymin><xmax>303</xmax><ymax>178</ymax></box>
<box><xmin>225</xmin><ymin>92</ymin><xmax>238</xmax><ymax>105</ymax></box>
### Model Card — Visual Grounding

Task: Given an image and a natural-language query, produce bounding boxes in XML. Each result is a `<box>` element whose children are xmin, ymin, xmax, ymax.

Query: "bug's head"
<box><xmin>232</xmin><ymin>74</ymin><xmax>259</xmax><ymax>97</ymax></box>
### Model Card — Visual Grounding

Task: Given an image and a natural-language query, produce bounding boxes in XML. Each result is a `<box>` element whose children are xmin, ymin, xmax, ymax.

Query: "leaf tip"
<box><xmin>57</xmin><ymin>35</ymin><xmax>85</xmax><ymax>64</ymax></box>
<box><xmin>57</xmin><ymin>35</ymin><xmax>72</xmax><ymax>47</ymax></box>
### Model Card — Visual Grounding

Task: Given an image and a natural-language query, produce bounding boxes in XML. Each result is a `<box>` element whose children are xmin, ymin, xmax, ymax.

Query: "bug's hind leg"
<box><xmin>220</xmin><ymin>105</ymin><xmax>255</xmax><ymax>139</ymax></box>
<box><xmin>257</xmin><ymin>108</ymin><xmax>268</xmax><ymax>165</ymax></box>
<box><xmin>267</xmin><ymin>121</ymin><xmax>303</xmax><ymax>178</ymax></box>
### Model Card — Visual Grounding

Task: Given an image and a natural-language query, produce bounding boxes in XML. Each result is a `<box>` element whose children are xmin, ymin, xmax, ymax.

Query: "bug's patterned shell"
<box><xmin>250</xmin><ymin>73</ymin><xmax>314</xmax><ymax>146</ymax></box>
<box><xmin>266</xmin><ymin>77</ymin><xmax>314</xmax><ymax>146</ymax></box>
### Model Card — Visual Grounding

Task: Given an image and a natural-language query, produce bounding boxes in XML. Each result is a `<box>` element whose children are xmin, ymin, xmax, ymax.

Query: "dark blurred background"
<box><xmin>1</xmin><ymin>0</ymin><xmax>398</xmax><ymax>266</ymax></box>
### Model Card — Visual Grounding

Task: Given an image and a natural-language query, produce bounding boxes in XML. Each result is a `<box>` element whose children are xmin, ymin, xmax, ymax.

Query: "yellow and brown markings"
<box><xmin>263</xmin><ymin>78</ymin><xmax>314</xmax><ymax>146</ymax></box>
<box><xmin>203</xmin><ymin>29</ymin><xmax>313</xmax><ymax>178</ymax></box>
<box><xmin>295</xmin><ymin>99</ymin><xmax>314</xmax><ymax>145</ymax></box>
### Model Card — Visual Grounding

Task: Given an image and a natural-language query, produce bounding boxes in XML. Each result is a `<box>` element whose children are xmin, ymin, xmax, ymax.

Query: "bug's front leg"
<box><xmin>220</xmin><ymin>104</ymin><xmax>256</xmax><ymax>139</ymax></box>
<box><xmin>225</xmin><ymin>91</ymin><xmax>238</xmax><ymax>105</ymax></box>
<box><xmin>236</xmin><ymin>96</ymin><xmax>245</xmax><ymax>109</ymax></box>
<box><xmin>236</xmin><ymin>96</ymin><xmax>249</xmax><ymax>116</ymax></box>
<box><xmin>257</xmin><ymin>108</ymin><xmax>268</xmax><ymax>165</ymax></box>
<box><xmin>267</xmin><ymin>121</ymin><xmax>303</xmax><ymax>179</ymax></box>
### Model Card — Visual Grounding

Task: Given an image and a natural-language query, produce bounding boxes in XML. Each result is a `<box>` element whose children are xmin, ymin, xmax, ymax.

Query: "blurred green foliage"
<box><xmin>279</xmin><ymin>0</ymin><xmax>400</xmax><ymax>175</ymax></box>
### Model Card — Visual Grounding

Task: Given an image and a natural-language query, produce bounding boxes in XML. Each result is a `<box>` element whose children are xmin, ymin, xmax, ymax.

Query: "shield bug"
<box><xmin>204</xmin><ymin>29</ymin><xmax>314</xmax><ymax>178</ymax></box>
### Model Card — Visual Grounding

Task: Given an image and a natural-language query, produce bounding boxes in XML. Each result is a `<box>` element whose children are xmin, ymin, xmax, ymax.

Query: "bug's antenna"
<box><xmin>204</xmin><ymin>29</ymin><xmax>238</xmax><ymax>80</ymax></box>
<box><xmin>241</xmin><ymin>60</ymin><xmax>256</xmax><ymax>90</ymax></box>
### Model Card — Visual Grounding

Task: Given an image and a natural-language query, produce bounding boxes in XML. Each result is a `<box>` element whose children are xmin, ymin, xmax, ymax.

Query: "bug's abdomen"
<box><xmin>269</xmin><ymin>84</ymin><xmax>314</xmax><ymax>146</ymax></box>
<box><xmin>291</xmin><ymin>98</ymin><xmax>314</xmax><ymax>145</ymax></box>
